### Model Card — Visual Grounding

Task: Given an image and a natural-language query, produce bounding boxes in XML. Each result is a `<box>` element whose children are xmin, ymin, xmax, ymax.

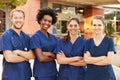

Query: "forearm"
<box><xmin>69</xmin><ymin>59</ymin><xmax>86</xmax><ymax>66</ymax></box>
<box><xmin>85</xmin><ymin>56</ymin><xmax>106</xmax><ymax>64</ymax></box>
<box><xmin>57</xmin><ymin>56</ymin><xmax>80</xmax><ymax>64</ymax></box>
<box><xmin>33</xmin><ymin>48</ymin><xmax>55</xmax><ymax>62</ymax></box>
<box><xmin>43</xmin><ymin>52</ymin><xmax>56</xmax><ymax>59</ymax></box>
<box><xmin>3</xmin><ymin>50</ymin><xmax>28</xmax><ymax>63</ymax></box>
<box><xmin>93</xmin><ymin>52</ymin><xmax>114</xmax><ymax>65</ymax></box>
<box><xmin>36</xmin><ymin>54</ymin><xmax>55</xmax><ymax>62</ymax></box>
<box><xmin>93</xmin><ymin>60</ymin><xmax>110</xmax><ymax>66</ymax></box>
<box><xmin>93</xmin><ymin>57</ymin><xmax>112</xmax><ymax>66</ymax></box>
<box><xmin>4</xmin><ymin>54</ymin><xmax>27</xmax><ymax>63</ymax></box>
<box><xmin>17</xmin><ymin>50</ymin><xmax>35</xmax><ymax>59</ymax></box>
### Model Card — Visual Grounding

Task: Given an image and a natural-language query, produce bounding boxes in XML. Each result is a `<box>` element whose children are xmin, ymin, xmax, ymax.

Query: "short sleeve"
<box><xmin>30</xmin><ymin>33</ymin><xmax>41</xmax><ymax>49</ymax></box>
<box><xmin>53</xmin><ymin>39</ymin><xmax>62</xmax><ymax>54</ymax></box>
<box><xmin>108</xmin><ymin>38</ymin><xmax>116</xmax><ymax>54</ymax></box>
<box><xmin>0</xmin><ymin>33</ymin><xmax>13</xmax><ymax>54</ymax></box>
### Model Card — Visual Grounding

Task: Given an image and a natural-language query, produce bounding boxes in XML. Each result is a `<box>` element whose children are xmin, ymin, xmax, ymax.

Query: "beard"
<box><xmin>13</xmin><ymin>24</ymin><xmax>23</xmax><ymax>29</ymax></box>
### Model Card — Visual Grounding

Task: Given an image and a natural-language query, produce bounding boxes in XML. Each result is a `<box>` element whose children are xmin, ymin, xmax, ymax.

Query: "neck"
<box><xmin>94</xmin><ymin>34</ymin><xmax>105</xmax><ymax>40</ymax></box>
<box><xmin>41</xmin><ymin>29</ymin><xmax>49</xmax><ymax>38</ymax></box>
<box><xmin>12</xmin><ymin>27</ymin><xmax>21</xmax><ymax>35</ymax></box>
<box><xmin>70</xmin><ymin>34</ymin><xmax>78</xmax><ymax>40</ymax></box>
<box><xmin>41</xmin><ymin>29</ymin><xmax>47</xmax><ymax>34</ymax></box>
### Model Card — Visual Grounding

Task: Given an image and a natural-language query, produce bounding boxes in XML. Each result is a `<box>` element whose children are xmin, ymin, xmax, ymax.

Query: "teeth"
<box><xmin>44</xmin><ymin>25</ymin><xmax>48</xmax><ymax>28</ymax></box>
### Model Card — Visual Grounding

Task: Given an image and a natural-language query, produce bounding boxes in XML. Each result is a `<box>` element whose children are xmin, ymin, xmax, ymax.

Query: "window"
<box><xmin>105</xmin><ymin>9</ymin><xmax>120</xmax><ymax>33</ymax></box>
<box><xmin>0</xmin><ymin>10</ymin><xmax>5</xmax><ymax>34</ymax></box>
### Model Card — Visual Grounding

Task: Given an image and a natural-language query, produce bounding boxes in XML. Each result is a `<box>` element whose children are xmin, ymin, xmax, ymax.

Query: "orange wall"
<box><xmin>18</xmin><ymin>0</ymin><xmax>40</xmax><ymax>36</ymax></box>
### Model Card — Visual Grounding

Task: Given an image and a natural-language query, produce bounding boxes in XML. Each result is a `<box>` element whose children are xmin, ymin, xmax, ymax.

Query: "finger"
<box><xmin>58</xmin><ymin>52</ymin><xmax>62</xmax><ymax>54</ymax></box>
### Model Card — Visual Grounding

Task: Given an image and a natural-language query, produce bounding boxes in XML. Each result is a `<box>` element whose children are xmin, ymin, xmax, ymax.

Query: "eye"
<box><xmin>43</xmin><ymin>19</ymin><xmax>47</xmax><ymax>22</ymax></box>
<box><xmin>48</xmin><ymin>20</ymin><xmax>52</xmax><ymax>24</ymax></box>
<box><xmin>98</xmin><ymin>24</ymin><xmax>102</xmax><ymax>26</ymax></box>
<box><xmin>69</xmin><ymin>25</ymin><xmax>73</xmax><ymax>27</ymax></box>
<box><xmin>14</xmin><ymin>17</ymin><xmax>18</xmax><ymax>19</ymax></box>
<box><xmin>93</xmin><ymin>24</ymin><xmax>97</xmax><ymax>26</ymax></box>
<box><xmin>74</xmin><ymin>24</ymin><xmax>78</xmax><ymax>27</ymax></box>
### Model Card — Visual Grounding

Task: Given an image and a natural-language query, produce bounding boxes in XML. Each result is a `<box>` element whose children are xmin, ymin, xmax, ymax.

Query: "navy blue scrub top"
<box><xmin>84</xmin><ymin>36</ymin><xmax>116</xmax><ymax>80</ymax></box>
<box><xmin>54</xmin><ymin>37</ymin><xmax>86</xmax><ymax>80</ymax></box>
<box><xmin>30</xmin><ymin>30</ymin><xmax>57</xmax><ymax>77</ymax></box>
<box><xmin>0</xmin><ymin>29</ymin><xmax>32</xmax><ymax>80</ymax></box>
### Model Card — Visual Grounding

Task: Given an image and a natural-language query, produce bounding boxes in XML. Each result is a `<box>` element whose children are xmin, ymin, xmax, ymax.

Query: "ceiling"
<box><xmin>51</xmin><ymin>0</ymin><xmax>120</xmax><ymax>6</ymax></box>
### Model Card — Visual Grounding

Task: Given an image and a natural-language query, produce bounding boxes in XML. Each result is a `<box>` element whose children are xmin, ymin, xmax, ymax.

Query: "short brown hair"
<box><xmin>10</xmin><ymin>9</ymin><xmax>25</xmax><ymax>18</ymax></box>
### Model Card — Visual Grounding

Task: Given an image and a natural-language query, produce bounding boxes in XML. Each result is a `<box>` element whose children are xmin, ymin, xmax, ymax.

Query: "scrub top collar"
<box><xmin>39</xmin><ymin>30</ymin><xmax>51</xmax><ymax>39</ymax></box>
<box><xmin>68</xmin><ymin>36</ymin><xmax>81</xmax><ymax>45</ymax></box>
<box><xmin>9</xmin><ymin>28</ymin><xmax>23</xmax><ymax>37</ymax></box>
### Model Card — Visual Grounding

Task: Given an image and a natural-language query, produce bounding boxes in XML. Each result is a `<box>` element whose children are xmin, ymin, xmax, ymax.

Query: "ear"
<box><xmin>39</xmin><ymin>20</ymin><xmax>41</xmax><ymax>24</ymax></box>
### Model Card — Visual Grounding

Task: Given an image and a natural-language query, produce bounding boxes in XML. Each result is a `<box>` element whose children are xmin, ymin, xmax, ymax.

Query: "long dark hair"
<box><xmin>63</xmin><ymin>18</ymin><xmax>80</xmax><ymax>42</ymax></box>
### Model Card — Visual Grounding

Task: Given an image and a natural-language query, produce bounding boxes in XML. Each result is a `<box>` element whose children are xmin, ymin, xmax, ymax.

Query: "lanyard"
<box><xmin>11</xmin><ymin>32</ymin><xmax>28</xmax><ymax>51</ymax></box>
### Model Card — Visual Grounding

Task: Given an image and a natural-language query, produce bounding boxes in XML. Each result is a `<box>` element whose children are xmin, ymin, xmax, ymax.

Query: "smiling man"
<box><xmin>0</xmin><ymin>9</ymin><xmax>35</xmax><ymax>80</ymax></box>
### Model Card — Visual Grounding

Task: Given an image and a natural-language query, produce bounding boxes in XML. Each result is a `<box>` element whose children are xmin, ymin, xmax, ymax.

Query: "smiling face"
<box><xmin>67</xmin><ymin>20</ymin><xmax>80</xmax><ymax>35</ymax></box>
<box><xmin>92</xmin><ymin>19</ymin><xmax>105</xmax><ymax>35</ymax></box>
<box><xmin>39</xmin><ymin>15</ymin><xmax>52</xmax><ymax>31</ymax></box>
<box><xmin>11</xmin><ymin>11</ymin><xmax>25</xmax><ymax>29</ymax></box>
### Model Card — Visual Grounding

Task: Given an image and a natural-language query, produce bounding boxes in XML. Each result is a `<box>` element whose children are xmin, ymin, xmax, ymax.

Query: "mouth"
<box><xmin>43</xmin><ymin>24</ymin><xmax>50</xmax><ymax>29</ymax></box>
<box><xmin>70</xmin><ymin>30</ymin><xmax>78</xmax><ymax>34</ymax></box>
<box><xmin>44</xmin><ymin>25</ymin><xmax>48</xmax><ymax>28</ymax></box>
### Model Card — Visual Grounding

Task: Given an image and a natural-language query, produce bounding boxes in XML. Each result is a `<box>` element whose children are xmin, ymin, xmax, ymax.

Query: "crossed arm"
<box><xmin>33</xmin><ymin>48</ymin><xmax>56</xmax><ymax>62</ymax></box>
<box><xmin>3</xmin><ymin>50</ymin><xmax>34</xmax><ymax>63</ymax></box>
<box><xmin>84</xmin><ymin>51</ymin><xmax>114</xmax><ymax>66</ymax></box>
<box><xmin>56</xmin><ymin>51</ymin><xmax>86</xmax><ymax>66</ymax></box>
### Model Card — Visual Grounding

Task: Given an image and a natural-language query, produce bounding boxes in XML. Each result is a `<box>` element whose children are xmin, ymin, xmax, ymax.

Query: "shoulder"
<box><xmin>31</xmin><ymin>30</ymin><xmax>40</xmax><ymax>38</ymax></box>
<box><xmin>79</xmin><ymin>37</ymin><xmax>86</xmax><ymax>42</ymax></box>
<box><xmin>76</xmin><ymin>37</ymin><xmax>86</xmax><ymax>45</ymax></box>
<box><xmin>1</xmin><ymin>29</ymin><xmax>12</xmax><ymax>39</ymax></box>
<box><xmin>105</xmin><ymin>36</ymin><xmax>114</xmax><ymax>43</ymax></box>
<box><xmin>57</xmin><ymin>38</ymin><xmax>64</xmax><ymax>44</ymax></box>
<box><xmin>49</xmin><ymin>33</ymin><xmax>57</xmax><ymax>38</ymax></box>
<box><xmin>86</xmin><ymin>38</ymin><xmax>93</xmax><ymax>42</ymax></box>
<box><xmin>21</xmin><ymin>32</ymin><xmax>31</xmax><ymax>42</ymax></box>
<box><xmin>22</xmin><ymin>31</ymin><xmax>30</xmax><ymax>38</ymax></box>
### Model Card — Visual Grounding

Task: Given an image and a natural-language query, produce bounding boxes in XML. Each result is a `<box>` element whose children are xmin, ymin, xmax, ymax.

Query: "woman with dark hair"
<box><xmin>54</xmin><ymin>18</ymin><xmax>86</xmax><ymax>80</ymax></box>
<box><xmin>30</xmin><ymin>8</ymin><xmax>58</xmax><ymax>80</ymax></box>
<box><xmin>84</xmin><ymin>16</ymin><xmax>116</xmax><ymax>80</ymax></box>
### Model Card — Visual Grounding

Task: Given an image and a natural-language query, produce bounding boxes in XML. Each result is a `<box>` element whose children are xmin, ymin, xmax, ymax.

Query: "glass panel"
<box><xmin>0</xmin><ymin>11</ymin><xmax>5</xmax><ymax>34</ymax></box>
<box><xmin>62</xmin><ymin>6</ymin><xmax>76</xmax><ymax>15</ymax></box>
<box><xmin>105</xmin><ymin>10</ymin><xmax>114</xmax><ymax>20</ymax></box>
<box><xmin>116</xmin><ymin>21</ymin><xmax>120</xmax><ymax>32</ymax></box>
<box><xmin>53</xmin><ymin>3</ymin><xmax>61</xmax><ymax>13</ymax></box>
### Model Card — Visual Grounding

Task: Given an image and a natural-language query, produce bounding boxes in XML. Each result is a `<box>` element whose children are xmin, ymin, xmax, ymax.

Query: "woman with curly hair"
<box><xmin>30</xmin><ymin>8</ymin><xmax>58</xmax><ymax>80</ymax></box>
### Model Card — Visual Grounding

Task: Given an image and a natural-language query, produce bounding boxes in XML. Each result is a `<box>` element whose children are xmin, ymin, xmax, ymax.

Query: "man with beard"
<box><xmin>0</xmin><ymin>9</ymin><xmax>35</xmax><ymax>80</ymax></box>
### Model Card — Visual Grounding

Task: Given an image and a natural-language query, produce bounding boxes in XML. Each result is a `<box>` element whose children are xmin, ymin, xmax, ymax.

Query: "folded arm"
<box><xmin>13</xmin><ymin>50</ymin><xmax>35</xmax><ymax>59</ymax></box>
<box><xmin>93</xmin><ymin>51</ymin><xmax>114</xmax><ymax>66</ymax></box>
<box><xmin>56</xmin><ymin>51</ymin><xmax>80</xmax><ymax>64</ymax></box>
<box><xmin>84</xmin><ymin>51</ymin><xmax>106</xmax><ymax>64</ymax></box>
<box><xmin>69</xmin><ymin>57</ymin><xmax>86</xmax><ymax>66</ymax></box>
<box><xmin>3</xmin><ymin>50</ymin><xmax>28</xmax><ymax>63</ymax></box>
<box><xmin>33</xmin><ymin>48</ymin><xmax>55</xmax><ymax>62</ymax></box>
<box><xmin>43</xmin><ymin>52</ymin><xmax>56</xmax><ymax>59</ymax></box>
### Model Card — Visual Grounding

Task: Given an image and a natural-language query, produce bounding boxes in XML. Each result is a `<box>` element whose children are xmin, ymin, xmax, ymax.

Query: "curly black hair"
<box><xmin>36</xmin><ymin>7</ymin><xmax>57</xmax><ymax>25</ymax></box>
